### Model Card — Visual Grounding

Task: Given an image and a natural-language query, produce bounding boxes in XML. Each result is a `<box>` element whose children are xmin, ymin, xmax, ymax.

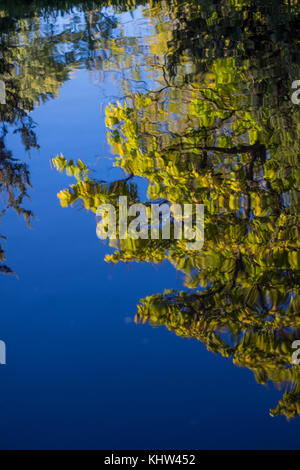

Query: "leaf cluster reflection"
<box><xmin>54</xmin><ymin>0</ymin><xmax>300</xmax><ymax>418</ymax></box>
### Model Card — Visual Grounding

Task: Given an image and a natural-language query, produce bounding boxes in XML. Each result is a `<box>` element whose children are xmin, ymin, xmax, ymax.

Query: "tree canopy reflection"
<box><xmin>54</xmin><ymin>0</ymin><xmax>300</xmax><ymax>419</ymax></box>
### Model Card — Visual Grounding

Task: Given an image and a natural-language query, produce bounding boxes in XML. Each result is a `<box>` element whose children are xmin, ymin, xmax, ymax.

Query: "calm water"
<box><xmin>0</xmin><ymin>0</ymin><xmax>299</xmax><ymax>449</ymax></box>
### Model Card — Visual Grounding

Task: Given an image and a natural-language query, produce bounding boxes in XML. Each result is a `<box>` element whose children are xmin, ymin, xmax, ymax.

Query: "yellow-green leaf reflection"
<box><xmin>54</xmin><ymin>0</ymin><xmax>300</xmax><ymax>419</ymax></box>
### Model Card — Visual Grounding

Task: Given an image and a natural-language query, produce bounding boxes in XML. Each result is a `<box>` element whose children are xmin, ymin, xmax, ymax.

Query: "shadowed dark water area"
<box><xmin>0</xmin><ymin>0</ymin><xmax>299</xmax><ymax>449</ymax></box>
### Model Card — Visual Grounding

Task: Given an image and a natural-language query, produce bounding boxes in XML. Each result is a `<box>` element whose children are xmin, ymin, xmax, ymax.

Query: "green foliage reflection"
<box><xmin>53</xmin><ymin>0</ymin><xmax>299</xmax><ymax>418</ymax></box>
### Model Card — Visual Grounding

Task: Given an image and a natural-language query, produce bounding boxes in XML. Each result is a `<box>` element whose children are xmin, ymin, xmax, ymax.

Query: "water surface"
<box><xmin>0</xmin><ymin>0</ymin><xmax>299</xmax><ymax>449</ymax></box>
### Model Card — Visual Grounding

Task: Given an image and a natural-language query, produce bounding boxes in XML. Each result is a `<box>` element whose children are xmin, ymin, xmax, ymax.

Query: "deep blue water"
<box><xmin>0</xmin><ymin>2</ymin><xmax>299</xmax><ymax>449</ymax></box>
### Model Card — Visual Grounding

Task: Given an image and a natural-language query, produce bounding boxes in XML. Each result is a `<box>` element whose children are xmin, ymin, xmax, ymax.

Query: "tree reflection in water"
<box><xmin>54</xmin><ymin>0</ymin><xmax>300</xmax><ymax>419</ymax></box>
<box><xmin>0</xmin><ymin>0</ymin><xmax>118</xmax><ymax>273</ymax></box>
